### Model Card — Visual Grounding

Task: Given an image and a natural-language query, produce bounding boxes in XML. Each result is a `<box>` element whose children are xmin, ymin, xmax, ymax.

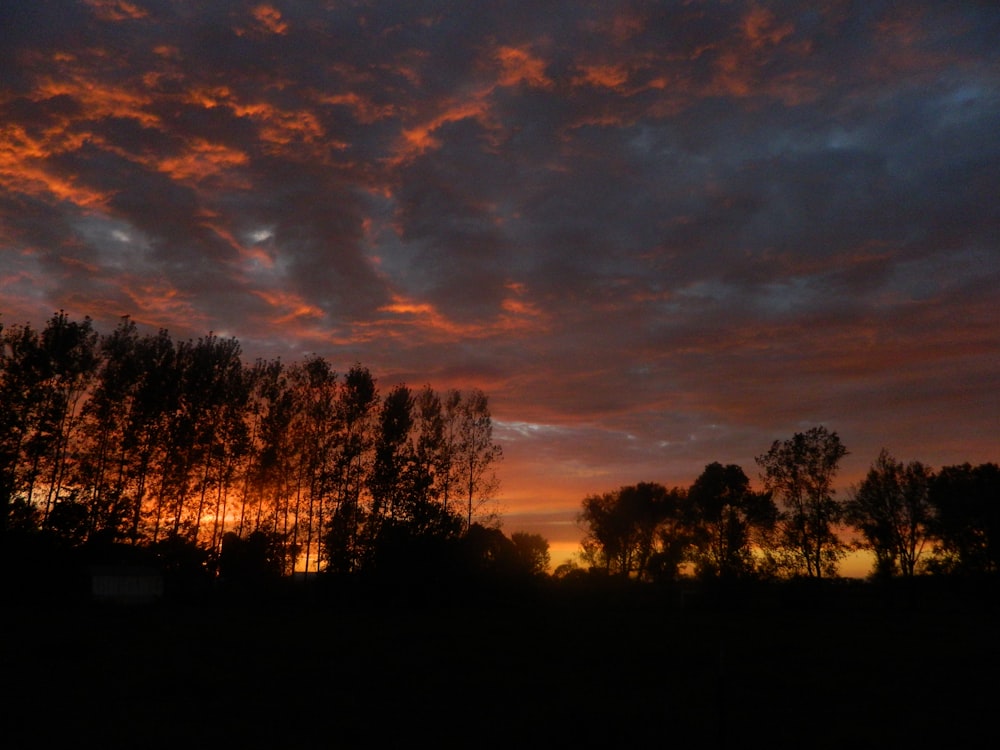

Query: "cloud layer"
<box><xmin>3</xmin><ymin>1</ymin><xmax>998</xmax><ymax>552</ymax></box>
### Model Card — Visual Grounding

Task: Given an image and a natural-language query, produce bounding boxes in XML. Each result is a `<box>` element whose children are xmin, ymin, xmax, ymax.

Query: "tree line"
<box><xmin>575</xmin><ymin>426</ymin><xmax>999</xmax><ymax>581</ymax></box>
<box><xmin>0</xmin><ymin>311</ymin><xmax>552</xmax><ymax>583</ymax></box>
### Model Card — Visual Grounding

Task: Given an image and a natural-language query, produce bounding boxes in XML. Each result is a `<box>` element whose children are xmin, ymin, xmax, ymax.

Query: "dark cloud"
<box><xmin>2</xmin><ymin>1</ymin><xmax>998</xmax><ymax>560</ymax></box>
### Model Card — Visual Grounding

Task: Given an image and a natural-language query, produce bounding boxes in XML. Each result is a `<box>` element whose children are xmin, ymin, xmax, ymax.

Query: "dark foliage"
<box><xmin>928</xmin><ymin>462</ymin><xmax>1000</xmax><ymax>575</ymax></box>
<box><xmin>1</xmin><ymin>312</ymin><xmax>509</xmax><ymax>589</ymax></box>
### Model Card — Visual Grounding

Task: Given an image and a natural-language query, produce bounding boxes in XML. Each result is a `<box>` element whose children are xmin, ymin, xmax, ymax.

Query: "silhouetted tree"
<box><xmin>645</xmin><ymin>487</ymin><xmax>691</xmax><ymax>582</ymax></box>
<box><xmin>180</xmin><ymin>334</ymin><xmax>246</xmax><ymax>547</ymax></box>
<box><xmin>368</xmin><ymin>384</ymin><xmax>416</xmax><ymax>535</ymax></box>
<box><xmin>845</xmin><ymin>450</ymin><xmax>933</xmax><ymax>578</ymax></box>
<box><xmin>0</xmin><ymin>314</ymin><xmax>100</xmax><ymax>533</ymax></box>
<box><xmin>0</xmin><ymin>321</ymin><xmax>46</xmax><ymax>539</ymax></box>
<box><xmin>325</xmin><ymin>365</ymin><xmax>378</xmax><ymax>573</ymax></box>
<box><xmin>122</xmin><ymin>327</ymin><xmax>177</xmax><ymax>543</ymax></box>
<box><xmin>509</xmin><ymin>532</ymin><xmax>551</xmax><ymax>576</ymax></box>
<box><xmin>437</xmin><ymin>388</ymin><xmax>462</xmax><ymax>514</ymax></box>
<box><xmin>580</xmin><ymin>482</ymin><xmax>682</xmax><ymax>579</ymax></box>
<box><xmin>77</xmin><ymin>317</ymin><xmax>142</xmax><ymax>541</ymax></box>
<box><xmin>412</xmin><ymin>385</ymin><xmax>448</xmax><ymax>511</ymax></box>
<box><xmin>756</xmin><ymin>427</ymin><xmax>848</xmax><ymax>578</ymax></box>
<box><xmin>687</xmin><ymin>462</ymin><xmax>777</xmax><ymax>579</ymax></box>
<box><xmin>288</xmin><ymin>356</ymin><xmax>339</xmax><ymax>573</ymax></box>
<box><xmin>455</xmin><ymin>389</ymin><xmax>503</xmax><ymax>530</ymax></box>
<box><xmin>928</xmin><ymin>463</ymin><xmax>1000</xmax><ymax>575</ymax></box>
<box><xmin>203</xmin><ymin>350</ymin><xmax>252</xmax><ymax>557</ymax></box>
<box><xmin>461</xmin><ymin>523</ymin><xmax>516</xmax><ymax>577</ymax></box>
<box><xmin>2</xmin><ymin>311</ymin><xmax>516</xmax><ymax>584</ymax></box>
<box><xmin>34</xmin><ymin>312</ymin><xmax>100</xmax><ymax>526</ymax></box>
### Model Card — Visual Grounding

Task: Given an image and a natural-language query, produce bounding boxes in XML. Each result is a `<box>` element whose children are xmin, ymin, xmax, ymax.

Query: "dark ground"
<box><xmin>2</xmin><ymin>579</ymin><xmax>998</xmax><ymax>749</ymax></box>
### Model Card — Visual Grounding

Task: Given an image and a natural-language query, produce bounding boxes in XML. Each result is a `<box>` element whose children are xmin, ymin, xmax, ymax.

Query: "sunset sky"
<box><xmin>2</xmin><ymin>1</ymin><xmax>998</xmax><ymax>567</ymax></box>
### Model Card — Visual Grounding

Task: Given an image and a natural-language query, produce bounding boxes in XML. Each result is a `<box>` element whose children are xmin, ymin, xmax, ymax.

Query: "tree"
<box><xmin>0</xmin><ymin>321</ymin><xmax>46</xmax><ymax>539</ymax></box>
<box><xmin>454</xmin><ymin>389</ymin><xmax>503</xmax><ymax>530</ymax></box>
<box><xmin>0</xmin><ymin>314</ymin><xmax>102</xmax><ymax>540</ymax></box>
<box><xmin>2</xmin><ymin>310</ymin><xmax>516</xmax><ymax>584</ymax></box>
<box><xmin>579</xmin><ymin>482</ymin><xmax>682</xmax><ymax>579</ymax></box>
<box><xmin>928</xmin><ymin>463</ymin><xmax>1000</xmax><ymax>575</ymax></box>
<box><xmin>33</xmin><ymin>312</ymin><xmax>100</xmax><ymax>526</ymax></box>
<box><xmin>645</xmin><ymin>486</ymin><xmax>691</xmax><ymax>582</ymax></box>
<box><xmin>325</xmin><ymin>364</ymin><xmax>378</xmax><ymax>573</ymax></box>
<box><xmin>755</xmin><ymin>426</ymin><xmax>848</xmax><ymax>578</ymax></box>
<box><xmin>368</xmin><ymin>384</ymin><xmax>416</xmax><ymax>528</ymax></box>
<box><xmin>155</xmin><ymin>333</ymin><xmax>248</xmax><ymax>544</ymax></box>
<box><xmin>435</xmin><ymin>388</ymin><xmax>462</xmax><ymax>514</ymax></box>
<box><xmin>122</xmin><ymin>327</ymin><xmax>178</xmax><ymax>544</ymax></box>
<box><xmin>411</xmin><ymin>385</ymin><xmax>448</xmax><ymax>510</ymax></box>
<box><xmin>77</xmin><ymin>317</ymin><xmax>143</xmax><ymax>542</ymax></box>
<box><xmin>509</xmin><ymin>531</ymin><xmax>551</xmax><ymax>576</ymax></box>
<box><xmin>687</xmin><ymin>462</ymin><xmax>777</xmax><ymax>579</ymax></box>
<box><xmin>287</xmin><ymin>355</ymin><xmax>339</xmax><ymax>574</ymax></box>
<box><xmin>845</xmin><ymin>450</ymin><xmax>933</xmax><ymax>578</ymax></box>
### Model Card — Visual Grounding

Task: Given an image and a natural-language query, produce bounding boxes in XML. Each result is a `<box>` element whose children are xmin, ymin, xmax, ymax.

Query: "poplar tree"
<box><xmin>455</xmin><ymin>389</ymin><xmax>503</xmax><ymax>530</ymax></box>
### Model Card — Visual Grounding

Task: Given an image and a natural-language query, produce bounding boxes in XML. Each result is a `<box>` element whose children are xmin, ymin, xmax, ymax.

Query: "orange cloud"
<box><xmin>252</xmin><ymin>5</ymin><xmax>289</xmax><ymax>35</ymax></box>
<box><xmin>394</xmin><ymin>97</ymin><xmax>494</xmax><ymax>164</ymax></box>
<box><xmin>607</xmin><ymin>10</ymin><xmax>648</xmax><ymax>43</ymax></box>
<box><xmin>370</xmin><ymin>283</ymin><xmax>549</xmax><ymax>345</ymax></box>
<box><xmin>573</xmin><ymin>63</ymin><xmax>630</xmax><ymax>89</ymax></box>
<box><xmin>83</xmin><ymin>0</ymin><xmax>147</xmax><ymax>22</ymax></box>
<box><xmin>316</xmin><ymin>91</ymin><xmax>396</xmax><ymax>124</ymax></box>
<box><xmin>258</xmin><ymin>109</ymin><xmax>330</xmax><ymax>150</ymax></box>
<box><xmin>199</xmin><ymin>222</ymin><xmax>277</xmax><ymax>274</ymax></box>
<box><xmin>235</xmin><ymin>4</ymin><xmax>289</xmax><ymax>37</ymax></box>
<box><xmin>0</xmin><ymin>123</ymin><xmax>111</xmax><ymax>206</ymax></box>
<box><xmin>712</xmin><ymin>50</ymin><xmax>754</xmax><ymax>97</ymax></box>
<box><xmin>119</xmin><ymin>280</ymin><xmax>208</xmax><ymax>334</ymax></box>
<box><xmin>375</xmin><ymin>294</ymin><xmax>469</xmax><ymax>340</ymax></box>
<box><xmin>389</xmin><ymin>44</ymin><xmax>557</xmax><ymax>165</ymax></box>
<box><xmin>155</xmin><ymin>139</ymin><xmax>250</xmax><ymax>185</ymax></box>
<box><xmin>35</xmin><ymin>75</ymin><xmax>158</xmax><ymax>127</ymax></box>
<box><xmin>183</xmin><ymin>86</ymin><xmax>337</xmax><ymax>158</ymax></box>
<box><xmin>496</xmin><ymin>46</ymin><xmax>554</xmax><ymax>89</ymax></box>
<box><xmin>185</xmin><ymin>85</ymin><xmax>234</xmax><ymax>110</ymax></box>
<box><xmin>499</xmin><ymin>281</ymin><xmax>546</xmax><ymax>324</ymax></box>
<box><xmin>742</xmin><ymin>6</ymin><xmax>794</xmax><ymax>49</ymax></box>
<box><xmin>153</xmin><ymin>45</ymin><xmax>180</xmax><ymax>60</ymax></box>
<box><xmin>704</xmin><ymin>9</ymin><xmax>819</xmax><ymax>104</ymax></box>
<box><xmin>252</xmin><ymin>289</ymin><xmax>326</xmax><ymax>326</ymax></box>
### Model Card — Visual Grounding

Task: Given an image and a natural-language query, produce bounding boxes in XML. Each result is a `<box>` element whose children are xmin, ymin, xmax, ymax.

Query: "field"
<box><xmin>3</xmin><ymin>580</ymin><xmax>998</xmax><ymax>748</ymax></box>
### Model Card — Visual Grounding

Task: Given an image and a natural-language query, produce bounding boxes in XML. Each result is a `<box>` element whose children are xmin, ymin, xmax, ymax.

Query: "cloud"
<box><xmin>1</xmin><ymin>0</ymin><xmax>998</xmax><ymax>530</ymax></box>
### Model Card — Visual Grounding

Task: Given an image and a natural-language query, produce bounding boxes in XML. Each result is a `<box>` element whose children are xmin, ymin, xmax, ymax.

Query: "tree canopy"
<box><xmin>579</xmin><ymin>481</ymin><xmax>685</xmax><ymax>579</ymax></box>
<box><xmin>845</xmin><ymin>450</ymin><xmax>933</xmax><ymax>578</ymax></box>
<box><xmin>756</xmin><ymin>426</ymin><xmax>848</xmax><ymax>578</ymax></box>
<box><xmin>0</xmin><ymin>313</ymin><xmax>509</xmax><ymax>585</ymax></box>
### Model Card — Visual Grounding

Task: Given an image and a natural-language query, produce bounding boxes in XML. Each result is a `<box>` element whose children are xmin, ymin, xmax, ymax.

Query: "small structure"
<box><xmin>90</xmin><ymin>565</ymin><xmax>164</xmax><ymax>604</ymax></box>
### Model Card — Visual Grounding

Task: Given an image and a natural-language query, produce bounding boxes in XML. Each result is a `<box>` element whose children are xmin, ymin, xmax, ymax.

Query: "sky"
<box><xmin>2</xmin><ymin>0</ymin><xmax>998</xmax><ymax>569</ymax></box>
